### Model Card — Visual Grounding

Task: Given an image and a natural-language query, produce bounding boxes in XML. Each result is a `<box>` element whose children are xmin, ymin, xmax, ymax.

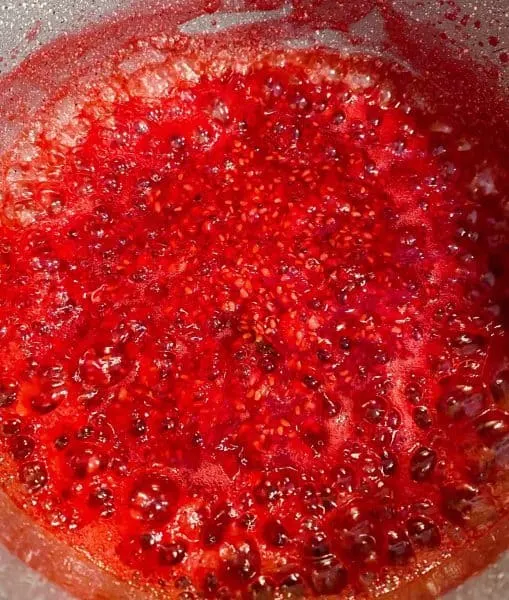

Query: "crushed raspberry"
<box><xmin>0</xmin><ymin>32</ymin><xmax>509</xmax><ymax>599</ymax></box>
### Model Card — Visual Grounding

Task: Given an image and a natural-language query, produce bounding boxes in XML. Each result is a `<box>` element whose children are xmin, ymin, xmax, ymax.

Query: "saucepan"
<box><xmin>0</xmin><ymin>1</ymin><xmax>507</xmax><ymax>598</ymax></box>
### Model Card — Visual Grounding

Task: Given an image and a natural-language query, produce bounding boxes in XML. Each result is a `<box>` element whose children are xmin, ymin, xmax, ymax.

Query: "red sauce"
<box><xmin>0</xmin><ymin>19</ymin><xmax>509</xmax><ymax>600</ymax></box>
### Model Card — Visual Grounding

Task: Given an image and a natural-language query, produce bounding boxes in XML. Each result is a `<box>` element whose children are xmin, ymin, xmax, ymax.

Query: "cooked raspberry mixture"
<box><xmin>1</xmin><ymin>34</ymin><xmax>509</xmax><ymax>599</ymax></box>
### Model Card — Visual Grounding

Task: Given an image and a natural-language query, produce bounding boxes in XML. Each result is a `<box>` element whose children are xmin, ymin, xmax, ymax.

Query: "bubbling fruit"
<box><xmin>128</xmin><ymin>474</ymin><xmax>180</xmax><ymax>523</ymax></box>
<box><xmin>0</xmin><ymin>25</ymin><xmax>509</xmax><ymax>600</ymax></box>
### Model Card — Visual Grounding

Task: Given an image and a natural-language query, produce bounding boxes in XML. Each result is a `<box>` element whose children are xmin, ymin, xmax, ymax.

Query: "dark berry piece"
<box><xmin>10</xmin><ymin>436</ymin><xmax>35</xmax><ymax>460</ymax></box>
<box><xmin>387</xmin><ymin>529</ymin><xmax>413</xmax><ymax>565</ymax></box>
<box><xmin>310</xmin><ymin>560</ymin><xmax>348</xmax><ymax>595</ymax></box>
<box><xmin>407</xmin><ymin>517</ymin><xmax>441</xmax><ymax>547</ymax></box>
<box><xmin>222</xmin><ymin>540</ymin><xmax>261</xmax><ymax>583</ymax></box>
<box><xmin>441</xmin><ymin>483</ymin><xmax>480</xmax><ymax>523</ymax></box>
<box><xmin>302</xmin><ymin>375</ymin><xmax>320</xmax><ymax>389</ymax></box>
<box><xmin>249</xmin><ymin>577</ymin><xmax>275</xmax><ymax>600</ymax></box>
<box><xmin>381</xmin><ymin>449</ymin><xmax>398</xmax><ymax>476</ymax></box>
<box><xmin>317</xmin><ymin>349</ymin><xmax>332</xmax><ymax>362</ymax></box>
<box><xmin>413</xmin><ymin>406</ymin><xmax>432</xmax><ymax>429</ymax></box>
<box><xmin>54</xmin><ymin>435</ymin><xmax>70</xmax><ymax>450</ymax></box>
<box><xmin>263</xmin><ymin>520</ymin><xmax>289</xmax><ymax>547</ymax></box>
<box><xmin>159</xmin><ymin>542</ymin><xmax>187</xmax><ymax>566</ymax></box>
<box><xmin>410</xmin><ymin>447</ymin><xmax>437</xmax><ymax>482</ymax></box>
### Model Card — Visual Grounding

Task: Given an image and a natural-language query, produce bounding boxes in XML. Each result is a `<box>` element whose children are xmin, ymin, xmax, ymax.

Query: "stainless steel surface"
<box><xmin>0</xmin><ymin>1</ymin><xmax>507</xmax><ymax>598</ymax></box>
<box><xmin>0</xmin><ymin>550</ymin><xmax>69</xmax><ymax>600</ymax></box>
<box><xmin>445</xmin><ymin>553</ymin><xmax>509</xmax><ymax>600</ymax></box>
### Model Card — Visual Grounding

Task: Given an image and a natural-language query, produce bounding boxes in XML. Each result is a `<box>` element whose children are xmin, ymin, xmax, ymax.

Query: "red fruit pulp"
<box><xmin>0</xmin><ymin>18</ymin><xmax>509</xmax><ymax>600</ymax></box>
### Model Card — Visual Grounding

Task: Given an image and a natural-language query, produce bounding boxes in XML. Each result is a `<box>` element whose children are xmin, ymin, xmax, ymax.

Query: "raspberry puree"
<box><xmin>1</xmin><ymin>19</ymin><xmax>509</xmax><ymax>600</ymax></box>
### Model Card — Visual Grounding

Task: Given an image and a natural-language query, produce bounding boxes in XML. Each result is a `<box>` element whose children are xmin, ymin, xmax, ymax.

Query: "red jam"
<box><xmin>1</xmin><ymin>30</ymin><xmax>509</xmax><ymax>599</ymax></box>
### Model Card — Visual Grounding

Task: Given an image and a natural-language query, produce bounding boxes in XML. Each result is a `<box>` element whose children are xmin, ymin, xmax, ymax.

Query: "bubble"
<box><xmin>129</xmin><ymin>473</ymin><xmax>179</xmax><ymax>523</ymax></box>
<box><xmin>30</xmin><ymin>384</ymin><xmax>68</xmax><ymax>414</ymax></box>
<box><xmin>78</xmin><ymin>345</ymin><xmax>131</xmax><ymax>386</ymax></box>
<box><xmin>210</xmin><ymin>99</ymin><xmax>230</xmax><ymax>124</ymax></box>
<box><xmin>128</xmin><ymin>66</ymin><xmax>173</xmax><ymax>99</ymax></box>
<box><xmin>2</xmin><ymin>418</ymin><xmax>22</xmax><ymax>437</ymax></box>
<box><xmin>88</xmin><ymin>486</ymin><xmax>113</xmax><ymax>507</ymax></box>
<box><xmin>67</xmin><ymin>445</ymin><xmax>108</xmax><ymax>479</ymax></box>
<box><xmin>19</xmin><ymin>461</ymin><xmax>48</xmax><ymax>492</ymax></box>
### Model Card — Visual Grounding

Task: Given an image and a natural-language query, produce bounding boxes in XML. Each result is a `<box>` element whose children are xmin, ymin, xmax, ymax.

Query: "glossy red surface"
<box><xmin>0</xmin><ymin>28</ymin><xmax>509</xmax><ymax>598</ymax></box>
